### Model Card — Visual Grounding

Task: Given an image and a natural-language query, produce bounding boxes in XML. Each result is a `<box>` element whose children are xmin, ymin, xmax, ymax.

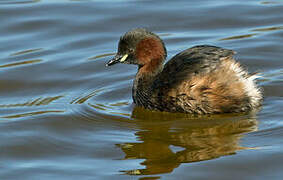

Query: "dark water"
<box><xmin>0</xmin><ymin>0</ymin><xmax>283</xmax><ymax>179</ymax></box>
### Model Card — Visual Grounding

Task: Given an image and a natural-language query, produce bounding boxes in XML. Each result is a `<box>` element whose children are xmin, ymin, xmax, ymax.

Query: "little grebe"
<box><xmin>106</xmin><ymin>28</ymin><xmax>262</xmax><ymax>114</ymax></box>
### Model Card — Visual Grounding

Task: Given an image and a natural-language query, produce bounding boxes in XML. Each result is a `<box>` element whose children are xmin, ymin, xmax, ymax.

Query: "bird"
<box><xmin>106</xmin><ymin>28</ymin><xmax>262</xmax><ymax>114</ymax></box>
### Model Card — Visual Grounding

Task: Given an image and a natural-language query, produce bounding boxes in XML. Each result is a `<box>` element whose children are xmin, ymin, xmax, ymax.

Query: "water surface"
<box><xmin>0</xmin><ymin>0</ymin><xmax>283</xmax><ymax>179</ymax></box>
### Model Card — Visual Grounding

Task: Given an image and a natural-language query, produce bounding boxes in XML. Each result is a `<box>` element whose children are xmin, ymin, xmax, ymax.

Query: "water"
<box><xmin>0</xmin><ymin>0</ymin><xmax>283</xmax><ymax>179</ymax></box>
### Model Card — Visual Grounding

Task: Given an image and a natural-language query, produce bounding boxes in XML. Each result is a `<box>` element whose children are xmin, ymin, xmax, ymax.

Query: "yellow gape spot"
<box><xmin>120</xmin><ymin>54</ymin><xmax>128</xmax><ymax>62</ymax></box>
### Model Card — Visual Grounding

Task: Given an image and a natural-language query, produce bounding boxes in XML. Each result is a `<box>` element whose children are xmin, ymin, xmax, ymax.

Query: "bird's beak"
<box><xmin>106</xmin><ymin>54</ymin><xmax>128</xmax><ymax>66</ymax></box>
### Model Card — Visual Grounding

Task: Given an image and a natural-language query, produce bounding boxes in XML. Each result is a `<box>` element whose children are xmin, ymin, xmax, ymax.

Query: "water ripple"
<box><xmin>219</xmin><ymin>33</ymin><xmax>258</xmax><ymax>41</ymax></box>
<box><xmin>0</xmin><ymin>59</ymin><xmax>42</xmax><ymax>68</ymax></box>
<box><xmin>260</xmin><ymin>1</ymin><xmax>282</xmax><ymax>5</ymax></box>
<box><xmin>0</xmin><ymin>95</ymin><xmax>64</xmax><ymax>108</ymax></box>
<box><xmin>70</xmin><ymin>89</ymin><xmax>104</xmax><ymax>104</ymax></box>
<box><xmin>1</xmin><ymin>110</ymin><xmax>65</xmax><ymax>119</ymax></box>
<box><xmin>252</xmin><ymin>25</ymin><xmax>283</xmax><ymax>32</ymax></box>
<box><xmin>10</xmin><ymin>48</ymin><xmax>43</xmax><ymax>56</ymax></box>
<box><xmin>0</xmin><ymin>0</ymin><xmax>40</xmax><ymax>5</ymax></box>
<box><xmin>88</xmin><ymin>52</ymin><xmax>115</xmax><ymax>61</ymax></box>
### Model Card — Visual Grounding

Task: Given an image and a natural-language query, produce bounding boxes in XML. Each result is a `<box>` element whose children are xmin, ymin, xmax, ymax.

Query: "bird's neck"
<box><xmin>132</xmin><ymin>62</ymin><xmax>164</xmax><ymax>105</ymax></box>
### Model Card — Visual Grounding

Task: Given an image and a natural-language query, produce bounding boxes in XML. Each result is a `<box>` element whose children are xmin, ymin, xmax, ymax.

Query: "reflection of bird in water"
<box><xmin>116</xmin><ymin>107</ymin><xmax>258</xmax><ymax>176</ymax></box>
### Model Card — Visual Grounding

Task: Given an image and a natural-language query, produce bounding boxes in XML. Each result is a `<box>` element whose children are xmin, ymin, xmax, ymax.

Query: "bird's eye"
<box><xmin>129</xmin><ymin>49</ymin><xmax>134</xmax><ymax>53</ymax></box>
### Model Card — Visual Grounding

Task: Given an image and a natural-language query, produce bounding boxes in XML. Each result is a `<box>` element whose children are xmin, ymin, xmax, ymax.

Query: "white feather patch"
<box><xmin>229</xmin><ymin>61</ymin><xmax>262</xmax><ymax>108</ymax></box>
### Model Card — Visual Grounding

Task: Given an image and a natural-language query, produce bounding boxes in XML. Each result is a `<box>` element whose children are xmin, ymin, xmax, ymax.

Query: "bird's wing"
<box><xmin>153</xmin><ymin>45</ymin><xmax>236</xmax><ymax>89</ymax></box>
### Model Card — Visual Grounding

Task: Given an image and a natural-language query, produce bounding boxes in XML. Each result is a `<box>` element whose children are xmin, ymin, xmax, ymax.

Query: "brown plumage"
<box><xmin>106</xmin><ymin>28</ymin><xmax>262</xmax><ymax>114</ymax></box>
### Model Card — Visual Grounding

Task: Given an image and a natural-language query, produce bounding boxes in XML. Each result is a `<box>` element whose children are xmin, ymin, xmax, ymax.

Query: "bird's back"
<box><xmin>150</xmin><ymin>45</ymin><xmax>262</xmax><ymax>114</ymax></box>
